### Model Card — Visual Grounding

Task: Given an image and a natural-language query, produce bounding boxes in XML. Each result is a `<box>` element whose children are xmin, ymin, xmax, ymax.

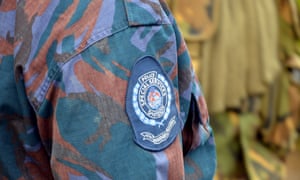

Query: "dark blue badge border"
<box><xmin>126</xmin><ymin>56</ymin><xmax>181</xmax><ymax>151</ymax></box>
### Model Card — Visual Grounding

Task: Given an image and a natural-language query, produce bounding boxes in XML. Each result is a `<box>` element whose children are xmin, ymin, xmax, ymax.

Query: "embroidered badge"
<box><xmin>126</xmin><ymin>56</ymin><xmax>181</xmax><ymax>151</ymax></box>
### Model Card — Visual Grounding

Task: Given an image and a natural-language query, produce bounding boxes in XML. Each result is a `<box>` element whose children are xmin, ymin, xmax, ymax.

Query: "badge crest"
<box><xmin>133</xmin><ymin>71</ymin><xmax>171</xmax><ymax>127</ymax></box>
<box><xmin>126</xmin><ymin>56</ymin><xmax>181</xmax><ymax>151</ymax></box>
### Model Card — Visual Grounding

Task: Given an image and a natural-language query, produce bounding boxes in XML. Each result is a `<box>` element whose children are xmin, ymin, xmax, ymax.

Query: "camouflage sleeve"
<box><xmin>0</xmin><ymin>1</ymin><xmax>52</xmax><ymax>179</ymax></box>
<box><xmin>1</xmin><ymin>0</ymin><xmax>216</xmax><ymax>179</ymax></box>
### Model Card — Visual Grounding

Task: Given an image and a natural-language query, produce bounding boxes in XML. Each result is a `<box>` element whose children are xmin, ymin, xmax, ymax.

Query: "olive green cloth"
<box><xmin>200</xmin><ymin>0</ymin><xmax>280</xmax><ymax>114</ymax></box>
<box><xmin>240</xmin><ymin>114</ymin><xmax>286</xmax><ymax>180</ymax></box>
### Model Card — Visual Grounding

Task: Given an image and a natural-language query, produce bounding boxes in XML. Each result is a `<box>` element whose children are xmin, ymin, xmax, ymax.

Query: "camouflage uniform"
<box><xmin>0</xmin><ymin>0</ymin><xmax>216</xmax><ymax>179</ymax></box>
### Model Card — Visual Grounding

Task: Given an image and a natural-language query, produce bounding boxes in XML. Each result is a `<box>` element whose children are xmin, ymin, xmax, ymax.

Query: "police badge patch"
<box><xmin>126</xmin><ymin>56</ymin><xmax>181</xmax><ymax>151</ymax></box>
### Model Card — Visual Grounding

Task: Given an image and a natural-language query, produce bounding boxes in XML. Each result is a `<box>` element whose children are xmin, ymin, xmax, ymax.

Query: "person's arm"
<box><xmin>0</xmin><ymin>1</ymin><xmax>52</xmax><ymax>179</ymax></box>
<box><xmin>1</xmin><ymin>1</ymin><xmax>216</xmax><ymax>179</ymax></box>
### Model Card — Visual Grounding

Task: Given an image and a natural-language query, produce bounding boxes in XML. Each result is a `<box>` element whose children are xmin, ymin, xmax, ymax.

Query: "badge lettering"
<box><xmin>126</xmin><ymin>56</ymin><xmax>181</xmax><ymax>151</ymax></box>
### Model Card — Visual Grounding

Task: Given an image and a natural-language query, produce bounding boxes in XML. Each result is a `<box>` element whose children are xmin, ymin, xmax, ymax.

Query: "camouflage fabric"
<box><xmin>170</xmin><ymin>0</ymin><xmax>219</xmax><ymax>41</ymax></box>
<box><xmin>240</xmin><ymin>114</ymin><xmax>286</xmax><ymax>180</ymax></box>
<box><xmin>0</xmin><ymin>0</ymin><xmax>216</xmax><ymax>179</ymax></box>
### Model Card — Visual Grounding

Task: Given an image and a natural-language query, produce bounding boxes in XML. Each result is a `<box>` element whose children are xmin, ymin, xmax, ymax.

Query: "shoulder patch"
<box><xmin>126</xmin><ymin>56</ymin><xmax>181</xmax><ymax>151</ymax></box>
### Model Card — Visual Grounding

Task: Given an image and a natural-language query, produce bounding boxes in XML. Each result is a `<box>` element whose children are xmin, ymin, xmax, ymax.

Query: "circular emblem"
<box><xmin>147</xmin><ymin>87</ymin><xmax>162</xmax><ymax>110</ymax></box>
<box><xmin>132</xmin><ymin>71</ymin><xmax>172</xmax><ymax>126</ymax></box>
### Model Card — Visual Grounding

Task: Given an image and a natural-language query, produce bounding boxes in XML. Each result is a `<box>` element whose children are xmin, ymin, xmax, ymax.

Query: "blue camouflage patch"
<box><xmin>126</xmin><ymin>56</ymin><xmax>181</xmax><ymax>151</ymax></box>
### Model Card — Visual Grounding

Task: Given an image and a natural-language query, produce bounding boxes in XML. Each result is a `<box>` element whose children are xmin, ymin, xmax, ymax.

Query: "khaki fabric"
<box><xmin>244</xmin><ymin>0</ymin><xmax>266</xmax><ymax>96</ymax></box>
<box><xmin>200</xmin><ymin>0</ymin><xmax>280</xmax><ymax>114</ymax></box>
<box><xmin>200</xmin><ymin>0</ymin><xmax>231</xmax><ymax>113</ymax></box>
<box><xmin>260</xmin><ymin>0</ymin><xmax>281</xmax><ymax>85</ymax></box>
<box><xmin>225</xmin><ymin>0</ymin><xmax>247</xmax><ymax>109</ymax></box>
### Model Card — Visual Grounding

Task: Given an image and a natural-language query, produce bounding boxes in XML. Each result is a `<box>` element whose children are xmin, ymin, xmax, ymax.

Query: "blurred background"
<box><xmin>166</xmin><ymin>0</ymin><xmax>300</xmax><ymax>179</ymax></box>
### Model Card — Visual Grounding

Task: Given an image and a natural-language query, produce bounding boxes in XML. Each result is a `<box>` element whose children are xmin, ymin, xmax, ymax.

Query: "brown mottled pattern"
<box><xmin>57</xmin><ymin>0</ymin><xmax>103</xmax><ymax>50</ymax></box>
<box><xmin>177</xmin><ymin>38</ymin><xmax>187</xmax><ymax>56</ymax></box>
<box><xmin>67</xmin><ymin>92</ymin><xmax>129</xmax><ymax>148</ymax></box>
<box><xmin>178</xmin><ymin>68</ymin><xmax>192</xmax><ymax>97</ymax></box>
<box><xmin>165</xmin><ymin>137</ymin><xmax>184</xmax><ymax>180</ymax></box>
<box><xmin>75</xmin><ymin>58</ymin><xmax>128</xmax><ymax>105</ymax></box>
<box><xmin>141</xmin><ymin>0</ymin><xmax>164</xmax><ymax>21</ymax></box>
<box><xmin>15</xmin><ymin>1</ymin><xmax>35</xmax><ymax>68</ymax></box>
<box><xmin>51</xmin><ymin>142</ymin><xmax>111</xmax><ymax>179</ymax></box>
<box><xmin>1</xmin><ymin>0</ymin><xmax>216</xmax><ymax>179</ymax></box>
<box><xmin>185</xmin><ymin>156</ymin><xmax>203</xmax><ymax>180</ymax></box>
<box><xmin>157</xmin><ymin>41</ymin><xmax>174</xmax><ymax>57</ymax></box>
<box><xmin>112</xmin><ymin>60</ymin><xmax>131</xmax><ymax>77</ymax></box>
<box><xmin>0</xmin><ymin>0</ymin><xmax>15</xmax><ymax>11</ymax></box>
<box><xmin>1</xmin><ymin>114</ymin><xmax>53</xmax><ymax>178</ymax></box>
<box><xmin>94</xmin><ymin>38</ymin><xmax>110</xmax><ymax>55</ymax></box>
<box><xmin>23</xmin><ymin>0</ymin><xmax>51</xmax><ymax>21</ymax></box>
<box><xmin>53</xmin><ymin>52</ymin><xmax>73</xmax><ymax>63</ymax></box>
<box><xmin>0</xmin><ymin>36</ymin><xmax>13</xmax><ymax>56</ymax></box>
<box><xmin>49</xmin><ymin>103</ymin><xmax>112</xmax><ymax>178</ymax></box>
<box><xmin>16</xmin><ymin>0</ymin><xmax>103</xmax><ymax>94</ymax></box>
